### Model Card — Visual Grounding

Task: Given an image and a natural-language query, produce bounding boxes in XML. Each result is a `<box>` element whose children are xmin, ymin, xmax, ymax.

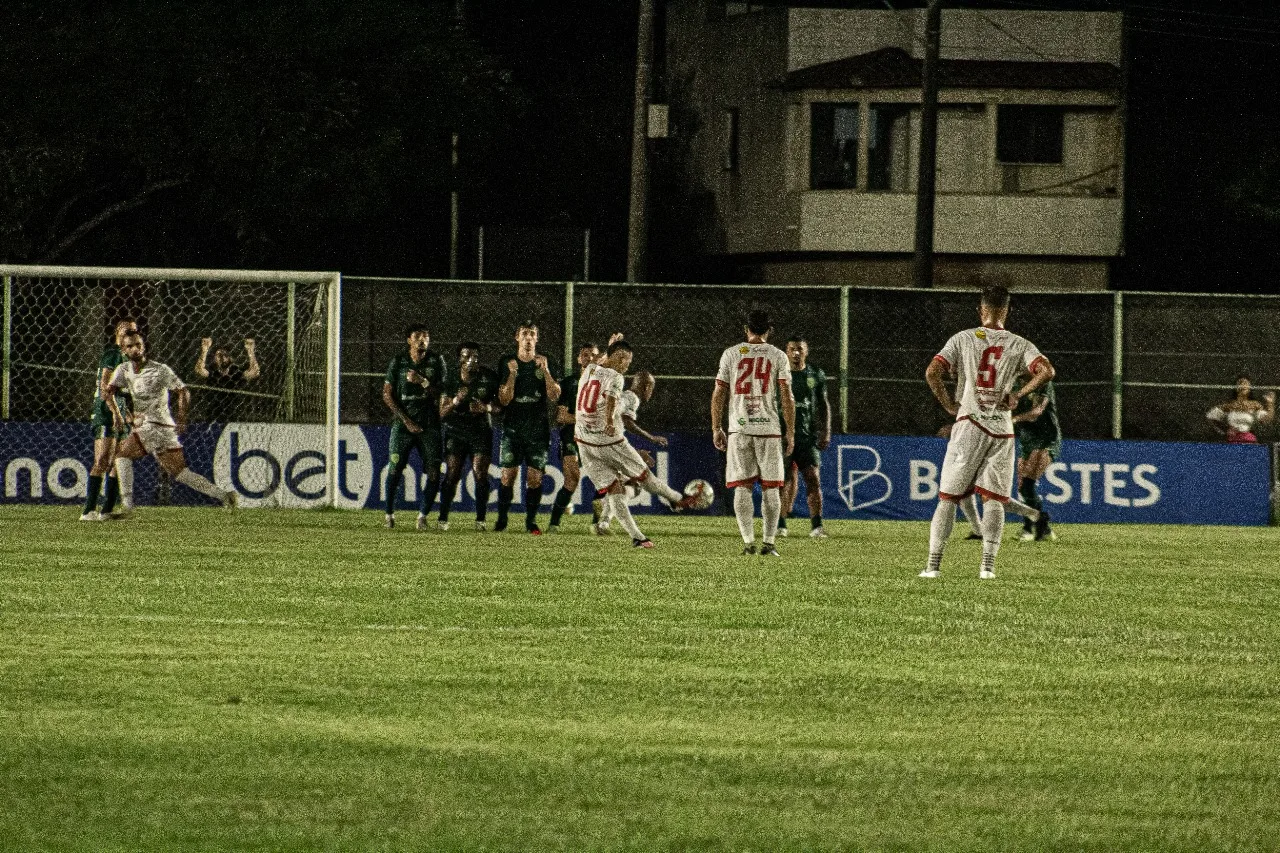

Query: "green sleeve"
<box><xmin>384</xmin><ymin>356</ymin><xmax>399</xmax><ymax>386</ymax></box>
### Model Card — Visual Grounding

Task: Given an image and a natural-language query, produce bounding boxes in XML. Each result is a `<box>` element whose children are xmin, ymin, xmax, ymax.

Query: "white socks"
<box><xmin>981</xmin><ymin>499</ymin><xmax>1004</xmax><ymax>573</ymax></box>
<box><xmin>761</xmin><ymin>487</ymin><xmax>781</xmax><ymax>544</ymax></box>
<box><xmin>958</xmin><ymin>493</ymin><xmax>982</xmax><ymax>535</ymax></box>
<box><xmin>927</xmin><ymin>500</ymin><xmax>957</xmax><ymax>572</ymax></box>
<box><xmin>608</xmin><ymin>492</ymin><xmax>645</xmax><ymax>541</ymax></box>
<box><xmin>635</xmin><ymin>473</ymin><xmax>682</xmax><ymax>504</ymax></box>
<box><xmin>115</xmin><ymin>456</ymin><xmax>134</xmax><ymax>509</ymax></box>
<box><xmin>175</xmin><ymin>468</ymin><xmax>225</xmax><ymax>500</ymax></box>
<box><xmin>734</xmin><ymin>487</ymin><xmax>755</xmax><ymax>545</ymax></box>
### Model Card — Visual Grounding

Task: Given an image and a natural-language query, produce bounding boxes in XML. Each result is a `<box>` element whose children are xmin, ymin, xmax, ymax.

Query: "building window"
<box><xmin>722</xmin><ymin>108</ymin><xmax>739</xmax><ymax>173</ymax></box>
<box><xmin>868</xmin><ymin>104</ymin><xmax>911</xmax><ymax>191</ymax></box>
<box><xmin>810</xmin><ymin>103</ymin><xmax>859</xmax><ymax>190</ymax></box>
<box><xmin>996</xmin><ymin>105</ymin><xmax>1064</xmax><ymax>165</ymax></box>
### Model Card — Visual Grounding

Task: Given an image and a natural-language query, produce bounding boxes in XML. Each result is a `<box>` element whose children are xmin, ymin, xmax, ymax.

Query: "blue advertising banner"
<box><xmin>1</xmin><ymin>422</ymin><xmax>1270</xmax><ymax>525</ymax></box>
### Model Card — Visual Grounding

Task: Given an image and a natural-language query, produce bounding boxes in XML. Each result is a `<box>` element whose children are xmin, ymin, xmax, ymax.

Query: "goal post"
<box><xmin>0</xmin><ymin>265</ymin><xmax>342</xmax><ymax>508</ymax></box>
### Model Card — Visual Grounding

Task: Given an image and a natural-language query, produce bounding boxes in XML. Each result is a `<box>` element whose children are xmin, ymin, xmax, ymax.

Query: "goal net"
<box><xmin>1</xmin><ymin>266</ymin><xmax>341</xmax><ymax>508</ymax></box>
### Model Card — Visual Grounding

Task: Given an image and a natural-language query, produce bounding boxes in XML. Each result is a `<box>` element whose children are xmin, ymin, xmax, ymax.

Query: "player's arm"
<box><xmin>556</xmin><ymin>403</ymin><xmax>574</xmax><ymax>426</ymax></box>
<box><xmin>817</xmin><ymin>373</ymin><xmax>832</xmax><ymax>450</ymax></box>
<box><xmin>1006</xmin><ymin>356</ymin><xmax>1055</xmax><ymax>410</ymax></box>
<box><xmin>1012</xmin><ymin>392</ymin><xmax>1049</xmax><ymax>424</ymax></box>
<box><xmin>498</xmin><ymin>359</ymin><xmax>517</xmax><ymax>406</ymax></box>
<box><xmin>440</xmin><ymin>382</ymin><xmax>466</xmax><ymax>419</ymax></box>
<box><xmin>105</xmin><ymin>367</ymin><xmax>128</xmax><ymax>430</ymax></box>
<box><xmin>534</xmin><ymin>355</ymin><xmax>560</xmax><ymax>402</ymax></box>
<box><xmin>711</xmin><ymin>381</ymin><xmax>729</xmax><ymax>451</ymax></box>
<box><xmin>242</xmin><ymin>338</ymin><xmax>260</xmax><ymax>381</ymax></box>
<box><xmin>622</xmin><ymin>413</ymin><xmax>667</xmax><ymax>447</ymax></box>
<box><xmin>1206</xmin><ymin>405</ymin><xmax>1228</xmax><ymax>434</ymax></box>
<box><xmin>603</xmin><ymin>392</ymin><xmax>619</xmax><ymax>437</ymax></box>
<box><xmin>173</xmin><ymin>385</ymin><xmax>190</xmax><ymax>434</ymax></box>
<box><xmin>382</xmin><ymin>381</ymin><xmax>420</xmax><ymax>433</ymax></box>
<box><xmin>926</xmin><ymin>357</ymin><xmax>959</xmax><ymax>416</ymax></box>
<box><xmin>1260</xmin><ymin>392</ymin><xmax>1277</xmax><ymax>424</ymax></box>
<box><xmin>778</xmin><ymin>377</ymin><xmax>796</xmax><ymax>457</ymax></box>
<box><xmin>194</xmin><ymin>337</ymin><xmax>211</xmax><ymax>378</ymax></box>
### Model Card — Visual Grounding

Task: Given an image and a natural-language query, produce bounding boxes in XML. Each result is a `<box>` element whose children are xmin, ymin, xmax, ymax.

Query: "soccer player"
<box><xmin>921</xmin><ymin>285</ymin><xmax>1054</xmax><ymax>580</ymax></box>
<box><xmin>711</xmin><ymin>310</ymin><xmax>795</xmax><ymax>557</ymax></box>
<box><xmin>1013</xmin><ymin>378</ymin><xmax>1061</xmax><ymax>542</ymax></box>
<box><xmin>438</xmin><ymin>341</ymin><xmax>501</xmax><ymax>531</ymax></box>
<box><xmin>83</xmin><ymin>318</ymin><xmax>137</xmax><ymax>520</ymax></box>
<box><xmin>495</xmin><ymin>321</ymin><xmax>561</xmax><ymax>534</ymax></box>
<box><xmin>595</xmin><ymin>369</ymin><xmax>670</xmax><ymax>534</ymax></box>
<box><xmin>549</xmin><ymin>341</ymin><xmax>601</xmax><ymax>531</ymax></box>
<box><xmin>382</xmin><ymin>323</ymin><xmax>448</xmax><ymax>530</ymax></box>
<box><xmin>777</xmin><ymin>336</ymin><xmax>831</xmax><ymax>540</ymax></box>
<box><xmin>104</xmin><ymin>331</ymin><xmax>236</xmax><ymax>508</ymax></box>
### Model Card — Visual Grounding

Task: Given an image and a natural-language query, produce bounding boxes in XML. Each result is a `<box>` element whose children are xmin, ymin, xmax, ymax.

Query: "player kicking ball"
<box><xmin>921</xmin><ymin>286</ymin><xmax>1054</xmax><ymax>579</ymax></box>
<box><xmin>105</xmin><ymin>330</ymin><xmax>237</xmax><ymax>511</ymax></box>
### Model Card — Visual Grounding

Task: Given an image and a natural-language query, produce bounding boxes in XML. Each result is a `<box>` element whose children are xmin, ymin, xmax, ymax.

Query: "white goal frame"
<box><xmin>0</xmin><ymin>264</ymin><xmax>343</xmax><ymax>507</ymax></box>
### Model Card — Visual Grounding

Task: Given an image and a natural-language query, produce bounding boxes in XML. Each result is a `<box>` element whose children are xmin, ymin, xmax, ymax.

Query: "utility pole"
<box><xmin>626</xmin><ymin>0</ymin><xmax>656</xmax><ymax>284</ymax></box>
<box><xmin>449</xmin><ymin>0</ymin><xmax>466</xmax><ymax>279</ymax></box>
<box><xmin>912</xmin><ymin>0</ymin><xmax>942</xmax><ymax>289</ymax></box>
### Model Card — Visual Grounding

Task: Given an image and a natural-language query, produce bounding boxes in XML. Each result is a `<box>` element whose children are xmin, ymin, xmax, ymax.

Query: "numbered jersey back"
<box><xmin>936</xmin><ymin>327</ymin><xmax>1045</xmax><ymax>436</ymax></box>
<box><xmin>574</xmin><ymin>363</ymin><xmax>625</xmax><ymax>444</ymax></box>
<box><xmin>716</xmin><ymin>342</ymin><xmax>790</xmax><ymax>436</ymax></box>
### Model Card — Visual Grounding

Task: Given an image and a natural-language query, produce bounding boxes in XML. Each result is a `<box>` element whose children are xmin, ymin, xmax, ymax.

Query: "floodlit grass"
<box><xmin>2</xmin><ymin>505</ymin><xmax>1279</xmax><ymax>851</ymax></box>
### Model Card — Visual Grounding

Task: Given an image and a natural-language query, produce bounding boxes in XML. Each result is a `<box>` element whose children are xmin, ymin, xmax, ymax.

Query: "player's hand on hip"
<box><xmin>1000</xmin><ymin>394</ymin><xmax>1017</xmax><ymax>411</ymax></box>
<box><xmin>604</xmin><ymin>422</ymin><xmax>617</xmax><ymax>437</ymax></box>
<box><xmin>944</xmin><ymin>400</ymin><xmax>960</xmax><ymax>416</ymax></box>
<box><xmin>713</xmin><ymin>427</ymin><xmax>727</xmax><ymax>451</ymax></box>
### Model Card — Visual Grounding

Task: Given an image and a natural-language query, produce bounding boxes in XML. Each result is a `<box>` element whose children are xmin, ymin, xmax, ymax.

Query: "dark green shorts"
<box><xmin>499</xmin><ymin>431</ymin><xmax>549</xmax><ymax>471</ymax></box>
<box><xmin>444</xmin><ymin>427</ymin><xmax>494</xmax><ymax>461</ymax></box>
<box><xmin>89</xmin><ymin>400</ymin><xmax>130</xmax><ymax>441</ymax></box>
<box><xmin>390</xmin><ymin>422</ymin><xmax>442</xmax><ymax>472</ymax></box>
<box><xmin>558</xmin><ymin>426</ymin><xmax>579</xmax><ymax>460</ymax></box>
<box><xmin>786</xmin><ymin>440</ymin><xmax>822</xmax><ymax>472</ymax></box>
<box><xmin>1017</xmin><ymin>435</ymin><xmax>1061</xmax><ymax>462</ymax></box>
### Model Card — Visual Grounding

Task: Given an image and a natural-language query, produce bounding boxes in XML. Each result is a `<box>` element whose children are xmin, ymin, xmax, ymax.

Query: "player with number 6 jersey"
<box><xmin>921</xmin><ymin>285</ymin><xmax>1054</xmax><ymax>580</ymax></box>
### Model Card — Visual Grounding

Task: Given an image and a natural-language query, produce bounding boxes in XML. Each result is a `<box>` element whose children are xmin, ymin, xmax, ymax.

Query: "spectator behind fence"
<box><xmin>194</xmin><ymin>337</ymin><xmax>261</xmax><ymax>422</ymax></box>
<box><xmin>1206</xmin><ymin>375</ymin><xmax>1274</xmax><ymax>444</ymax></box>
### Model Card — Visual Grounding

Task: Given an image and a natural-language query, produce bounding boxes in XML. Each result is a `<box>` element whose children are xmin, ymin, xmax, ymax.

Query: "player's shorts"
<box><xmin>390</xmin><ymin>422</ymin><xmax>442</xmax><ymax>472</ymax></box>
<box><xmin>499</xmin><ymin>431</ymin><xmax>549</xmax><ymax>471</ymax></box>
<box><xmin>558</xmin><ymin>426</ymin><xmax>579</xmax><ymax>459</ymax></box>
<box><xmin>578</xmin><ymin>439</ymin><xmax>648</xmax><ymax>491</ymax></box>
<box><xmin>786</xmin><ymin>437</ymin><xmax>822</xmax><ymax>471</ymax></box>
<box><xmin>444</xmin><ymin>427</ymin><xmax>494</xmax><ymax>461</ymax></box>
<box><xmin>726</xmin><ymin>432</ymin><xmax>785</xmax><ymax>489</ymax></box>
<box><xmin>89</xmin><ymin>400</ymin><xmax>130</xmax><ymax>441</ymax></box>
<box><xmin>134</xmin><ymin>421</ymin><xmax>182</xmax><ymax>456</ymax></box>
<box><xmin>939</xmin><ymin>418</ymin><xmax>1015</xmax><ymax>503</ymax></box>
<box><xmin>1016</xmin><ymin>431</ymin><xmax>1062</xmax><ymax>462</ymax></box>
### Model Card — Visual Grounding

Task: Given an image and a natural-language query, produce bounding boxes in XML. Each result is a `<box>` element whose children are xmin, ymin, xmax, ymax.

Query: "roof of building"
<box><xmin>775</xmin><ymin>46</ymin><xmax>1120</xmax><ymax>91</ymax></box>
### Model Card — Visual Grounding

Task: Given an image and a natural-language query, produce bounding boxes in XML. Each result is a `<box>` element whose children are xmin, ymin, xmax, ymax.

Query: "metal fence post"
<box><xmin>2</xmin><ymin>275</ymin><xmax>11</xmax><ymax>419</ymax></box>
<box><xmin>839</xmin><ymin>285</ymin><xmax>850</xmax><ymax>433</ymax></box>
<box><xmin>326</xmin><ymin>273</ymin><xmax>343</xmax><ymax>507</ymax></box>
<box><xmin>1112</xmin><ymin>290</ymin><xmax>1123</xmax><ymax>440</ymax></box>
<box><xmin>564</xmin><ymin>280</ymin><xmax>575</xmax><ymax>373</ymax></box>
<box><xmin>284</xmin><ymin>281</ymin><xmax>296</xmax><ymax>421</ymax></box>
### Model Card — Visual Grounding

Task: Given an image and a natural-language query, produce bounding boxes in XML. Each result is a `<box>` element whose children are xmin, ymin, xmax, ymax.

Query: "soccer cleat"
<box><xmin>436</xmin><ymin>520</ymin><xmax>449</xmax><ymax>532</ymax></box>
<box><xmin>741</xmin><ymin>545</ymin><xmax>757</xmax><ymax>556</ymax></box>
<box><xmin>632</xmin><ymin>538</ymin><xmax>655</xmax><ymax>549</ymax></box>
<box><xmin>106</xmin><ymin>508</ymin><xmax>132</xmax><ymax>520</ymax></box>
<box><xmin>760</xmin><ymin>543</ymin><xmax>781</xmax><ymax>558</ymax></box>
<box><xmin>777</xmin><ymin>527</ymin><xmax>789</xmax><ymax>538</ymax></box>
<box><xmin>1034</xmin><ymin>512</ymin><xmax>1054</xmax><ymax>542</ymax></box>
<box><xmin>527</xmin><ymin>525</ymin><xmax>543</xmax><ymax>536</ymax></box>
<box><xmin>79</xmin><ymin>511</ymin><xmax>100</xmax><ymax>522</ymax></box>
<box><xmin>416</xmin><ymin>515</ymin><xmax>428</xmax><ymax>531</ymax></box>
<box><xmin>979</xmin><ymin>570</ymin><xmax>996</xmax><ymax>580</ymax></box>
<box><xmin>1018</xmin><ymin>530</ymin><xmax>1035</xmax><ymax>542</ymax></box>
<box><xmin>222</xmin><ymin>491</ymin><xmax>238</xmax><ymax>511</ymax></box>
<box><xmin>964</xmin><ymin>532</ymin><xmax>984</xmax><ymax>541</ymax></box>
<box><xmin>918</xmin><ymin>568</ymin><xmax>940</xmax><ymax>578</ymax></box>
<box><xmin>670</xmin><ymin>492</ymin><xmax>700</xmax><ymax>512</ymax></box>
<box><xmin>594</xmin><ymin>522</ymin><xmax>612</xmax><ymax>536</ymax></box>
<box><xmin>809</xmin><ymin>527</ymin><xmax>829</xmax><ymax>540</ymax></box>
<box><xmin>474</xmin><ymin>520</ymin><xmax>487</xmax><ymax>532</ymax></box>
<box><xmin>493</xmin><ymin>517</ymin><xmax>508</xmax><ymax>533</ymax></box>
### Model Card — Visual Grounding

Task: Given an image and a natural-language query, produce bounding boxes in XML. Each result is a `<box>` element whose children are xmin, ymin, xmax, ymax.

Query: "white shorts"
<box><xmin>726</xmin><ymin>432</ymin><xmax>785</xmax><ymax>489</ymax></box>
<box><xmin>579</xmin><ymin>439</ymin><xmax>649</xmax><ymax>491</ymax></box>
<box><xmin>939</xmin><ymin>418</ymin><xmax>1014</xmax><ymax>502</ymax></box>
<box><xmin>135</xmin><ymin>420</ymin><xmax>183</xmax><ymax>456</ymax></box>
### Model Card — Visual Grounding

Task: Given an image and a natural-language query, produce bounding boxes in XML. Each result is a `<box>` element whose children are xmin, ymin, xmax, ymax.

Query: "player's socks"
<box><xmin>733</xmin><ymin>487</ymin><xmax>756</xmax><ymax>545</ymax></box>
<box><xmin>1018</xmin><ymin>477</ymin><xmax>1043</xmax><ymax>519</ymax></box>
<box><xmin>608</xmin><ymin>492</ymin><xmax>645</xmax><ymax>541</ymax></box>
<box><xmin>524</xmin><ymin>481</ymin><xmax>544</xmax><ymax>531</ymax></box>
<box><xmin>926</xmin><ymin>500</ymin><xmax>957</xmax><ymax>571</ymax></box>
<box><xmin>474</xmin><ymin>477</ymin><xmax>491</xmax><ymax>523</ymax></box>
<box><xmin>761</xmin><ymin>487</ymin><xmax>781</xmax><ymax>544</ymax></box>
<box><xmin>420</xmin><ymin>475</ymin><xmax>441</xmax><ymax>520</ymax></box>
<box><xmin>83</xmin><ymin>475</ymin><xmax>104</xmax><ymax>517</ymax></box>
<box><xmin>958</xmin><ymin>493</ymin><xmax>983</xmax><ymax>536</ymax></box>
<box><xmin>778</xmin><ymin>516</ymin><xmax>788</xmax><ymax>530</ymax></box>
<box><xmin>100</xmin><ymin>476</ymin><xmax>120</xmax><ymax>514</ymax></box>
<box><xmin>437</xmin><ymin>479</ymin><xmax>456</xmax><ymax>523</ymax></box>
<box><xmin>115</xmin><ymin>457</ymin><xmax>134</xmax><ymax>510</ymax></box>
<box><xmin>810</xmin><ymin>513</ymin><xmax>823</xmax><ymax>531</ymax></box>
<box><xmin>386</xmin><ymin>466</ymin><xmax>407</xmax><ymax>517</ymax></box>
<box><xmin>495</xmin><ymin>483</ymin><xmax>513</xmax><ymax>531</ymax></box>
<box><xmin>175</xmin><ymin>468</ymin><xmax>226</xmax><ymax>501</ymax></box>
<box><xmin>548</xmin><ymin>487</ymin><xmax>573</xmax><ymax>527</ymax></box>
<box><xmin>980</xmin><ymin>500</ymin><xmax>1004</xmax><ymax>575</ymax></box>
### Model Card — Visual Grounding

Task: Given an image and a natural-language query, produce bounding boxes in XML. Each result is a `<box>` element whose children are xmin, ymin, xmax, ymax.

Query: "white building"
<box><xmin>662</xmin><ymin>1</ymin><xmax>1125</xmax><ymax>290</ymax></box>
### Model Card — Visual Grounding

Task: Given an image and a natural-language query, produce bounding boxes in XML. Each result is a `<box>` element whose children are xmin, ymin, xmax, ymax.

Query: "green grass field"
<box><xmin>3</xmin><ymin>506</ymin><xmax>1279</xmax><ymax>851</ymax></box>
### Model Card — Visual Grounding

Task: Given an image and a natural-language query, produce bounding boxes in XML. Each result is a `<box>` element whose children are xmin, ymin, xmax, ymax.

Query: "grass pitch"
<box><xmin>2</xmin><ymin>506</ymin><xmax>1279</xmax><ymax>851</ymax></box>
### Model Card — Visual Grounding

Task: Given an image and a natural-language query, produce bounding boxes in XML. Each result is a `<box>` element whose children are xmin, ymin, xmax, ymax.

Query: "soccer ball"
<box><xmin>683</xmin><ymin>479</ymin><xmax>714</xmax><ymax>511</ymax></box>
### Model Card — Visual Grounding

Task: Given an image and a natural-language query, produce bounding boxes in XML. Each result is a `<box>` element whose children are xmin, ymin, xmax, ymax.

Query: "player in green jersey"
<box><xmin>549</xmin><ymin>340</ymin><xmax>602</xmax><ymax>531</ymax></box>
<box><xmin>382</xmin><ymin>323</ymin><xmax>448</xmax><ymax>530</ymax></box>
<box><xmin>1013</xmin><ymin>379</ymin><xmax>1061</xmax><ymax>542</ymax></box>
<box><xmin>495</xmin><ymin>321</ymin><xmax>561</xmax><ymax>534</ymax></box>
<box><xmin>83</xmin><ymin>318</ymin><xmax>137</xmax><ymax>521</ymax></box>
<box><xmin>778</xmin><ymin>336</ymin><xmax>831</xmax><ymax>539</ymax></box>
<box><xmin>438</xmin><ymin>341</ymin><xmax>501</xmax><ymax>531</ymax></box>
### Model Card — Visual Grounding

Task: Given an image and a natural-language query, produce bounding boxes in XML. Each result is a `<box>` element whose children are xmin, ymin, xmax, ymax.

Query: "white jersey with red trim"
<box><xmin>935</xmin><ymin>326</ymin><xmax>1044</xmax><ymax>437</ymax></box>
<box><xmin>574</xmin><ymin>362</ymin><xmax>626</xmax><ymax>445</ymax></box>
<box><xmin>716</xmin><ymin>341</ymin><xmax>791</xmax><ymax>436</ymax></box>
<box><xmin>109</xmin><ymin>359</ymin><xmax>184</xmax><ymax>428</ymax></box>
